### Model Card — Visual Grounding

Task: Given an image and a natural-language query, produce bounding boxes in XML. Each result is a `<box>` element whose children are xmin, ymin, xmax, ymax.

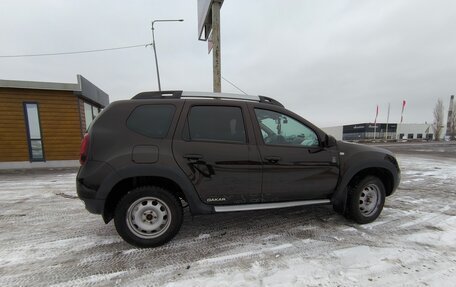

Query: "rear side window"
<box><xmin>127</xmin><ymin>105</ymin><xmax>175</xmax><ymax>138</ymax></box>
<box><xmin>186</xmin><ymin>106</ymin><xmax>246</xmax><ymax>143</ymax></box>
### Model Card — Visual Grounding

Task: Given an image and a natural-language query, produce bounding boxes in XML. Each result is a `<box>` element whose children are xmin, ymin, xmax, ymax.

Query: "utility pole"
<box><xmin>211</xmin><ymin>0</ymin><xmax>222</xmax><ymax>93</ymax></box>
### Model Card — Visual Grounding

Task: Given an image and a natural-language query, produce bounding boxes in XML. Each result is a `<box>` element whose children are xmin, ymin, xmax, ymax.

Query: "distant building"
<box><xmin>0</xmin><ymin>75</ymin><xmax>109</xmax><ymax>169</ymax></box>
<box><xmin>322</xmin><ymin>123</ymin><xmax>435</xmax><ymax>141</ymax></box>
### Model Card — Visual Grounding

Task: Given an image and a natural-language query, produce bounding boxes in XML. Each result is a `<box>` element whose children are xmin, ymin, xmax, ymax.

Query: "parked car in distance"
<box><xmin>77</xmin><ymin>91</ymin><xmax>400</xmax><ymax>247</ymax></box>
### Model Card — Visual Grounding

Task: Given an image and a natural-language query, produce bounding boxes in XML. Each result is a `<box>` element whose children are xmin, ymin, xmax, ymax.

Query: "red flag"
<box><xmin>400</xmin><ymin>100</ymin><xmax>406</xmax><ymax>123</ymax></box>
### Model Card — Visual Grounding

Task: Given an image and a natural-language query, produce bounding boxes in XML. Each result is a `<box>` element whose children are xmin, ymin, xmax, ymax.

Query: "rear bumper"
<box><xmin>76</xmin><ymin>180</ymin><xmax>104</xmax><ymax>214</ymax></box>
<box><xmin>81</xmin><ymin>197</ymin><xmax>104</xmax><ymax>214</ymax></box>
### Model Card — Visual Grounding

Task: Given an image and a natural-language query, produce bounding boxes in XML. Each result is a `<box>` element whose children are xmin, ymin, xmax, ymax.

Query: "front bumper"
<box><xmin>389</xmin><ymin>169</ymin><xmax>401</xmax><ymax>196</ymax></box>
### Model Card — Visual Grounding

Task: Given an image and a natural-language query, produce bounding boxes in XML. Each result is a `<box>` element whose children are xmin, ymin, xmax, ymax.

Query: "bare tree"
<box><xmin>432</xmin><ymin>99</ymin><xmax>444</xmax><ymax>140</ymax></box>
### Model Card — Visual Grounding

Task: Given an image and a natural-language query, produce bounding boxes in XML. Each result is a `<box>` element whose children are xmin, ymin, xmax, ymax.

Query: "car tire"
<box><xmin>346</xmin><ymin>176</ymin><xmax>386</xmax><ymax>224</ymax></box>
<box><xmin>114</xmin><ymin>186</ymin><xmax>183</xmax><ymax>248</ymax></box>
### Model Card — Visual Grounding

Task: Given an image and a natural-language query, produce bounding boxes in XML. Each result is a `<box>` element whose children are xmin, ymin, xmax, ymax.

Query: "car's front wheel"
<box><xmin>114</xmin><ymin>186</ymin><xmax>183</xmax><ymax>248</ymax></box>
<box><xmin>346</xmin><ymin>176</ymin><xmax>386</xmax><ymax>224</ymax></box>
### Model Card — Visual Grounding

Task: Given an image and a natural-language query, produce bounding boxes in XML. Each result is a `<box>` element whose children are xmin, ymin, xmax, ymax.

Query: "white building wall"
<box><xmin>321</xmin><ymin>126</ymin><xmax>343</xmax><ymax>140</ymax></box>
<box><xmin>396</xmin><ymin>123</ymin><xmax>438</xmax><ymax>140</ymax></box>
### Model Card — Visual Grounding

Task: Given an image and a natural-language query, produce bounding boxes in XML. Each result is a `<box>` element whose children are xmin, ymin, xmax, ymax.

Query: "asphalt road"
<box><xmin>0</xmin><ymin>142</ymin><xmax>455</xmax><ymax>286</ymax></box>
<box><xmin>376</xmin><ymin>141</ymin><xmax>456</xmax><ymax>158</ymax></box>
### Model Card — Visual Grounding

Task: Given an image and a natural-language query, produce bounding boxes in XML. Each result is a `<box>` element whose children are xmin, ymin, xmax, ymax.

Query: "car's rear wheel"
<box><xmin>346</xmin><ymin>176</ymin><xmax>385</xmax><ymax>224</ymax></box>
<box><xmin>114</xmin><ymin>186</ymin><xmax>183</xmax><ymax>247</ymax></box>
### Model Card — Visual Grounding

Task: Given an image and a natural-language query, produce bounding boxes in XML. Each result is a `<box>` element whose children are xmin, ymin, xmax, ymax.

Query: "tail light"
<box><xmin>79</xmin><ymin>133</ymin><xmax>90</xmax><ymax>165</ymax></box>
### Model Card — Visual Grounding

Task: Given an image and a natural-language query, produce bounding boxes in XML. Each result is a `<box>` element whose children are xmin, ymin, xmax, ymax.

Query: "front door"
<box><xmin>172</xmin><ymin>103</ymin><xmax>262</xmax><ymax>205</ymax></box>
<box><xmin>251</xmin><ymin>107</ymin><xmax>339</xmax><ymax>202</ymax></box>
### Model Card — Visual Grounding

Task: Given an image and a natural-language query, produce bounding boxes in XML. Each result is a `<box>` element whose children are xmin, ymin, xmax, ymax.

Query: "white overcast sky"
<box><xmin>1</xmin><ymin>0</ymin><xmax>455</xmax><ymax>127</ymax></box>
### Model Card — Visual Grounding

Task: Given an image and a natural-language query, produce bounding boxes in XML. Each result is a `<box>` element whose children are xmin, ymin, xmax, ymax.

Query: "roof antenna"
<box><xmin>221</xmin><ymin>75</ymin><xmax>248</xmax><ymax>95</ymax></box>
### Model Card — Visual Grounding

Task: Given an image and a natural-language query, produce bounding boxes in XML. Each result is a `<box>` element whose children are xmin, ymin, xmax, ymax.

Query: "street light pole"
<box><xmin>151</xmin><ymin>19</ymin><xmax>184</xmax><ymax>91</ymax></box>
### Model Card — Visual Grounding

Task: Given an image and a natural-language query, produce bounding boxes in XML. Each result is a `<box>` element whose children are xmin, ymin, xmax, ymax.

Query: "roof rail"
<box><xmin>258</xmin><ymin>96</ymin><xmax>284</xmax><ymax>107</ymax></box>
<box><xmin>131</xmin><ymin>90</ymin><xmax>284</xmax><ymax>107</ymax></box>
<box><xmin>132</xmin><ymin>90</ymin><xmax>183</xmax><ymax>99</ymax></box>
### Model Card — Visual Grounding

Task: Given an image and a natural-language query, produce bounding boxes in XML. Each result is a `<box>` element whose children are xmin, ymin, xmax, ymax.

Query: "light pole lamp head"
<box><xmin>152</xmin><ymin>19</ymin><xmax>184</xmax><ymax>29</ymax></box>
<box><xmin>150</xmin><ymin>18</ymin><xmax>184</xmax><ymax>91</ymax></box>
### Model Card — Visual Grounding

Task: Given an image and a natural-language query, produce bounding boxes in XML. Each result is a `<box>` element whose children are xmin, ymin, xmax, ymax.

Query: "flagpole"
<box><xmin>374</xmin><ymin>105</ymin><xmax>379</xmax><ymax>141</ymax></box>
<box><xmin>385</xmin><ymin>103</ymin><xmax>390</xmax><ymax>140</ymax></box>
<box><xmin>398</xmin><ymin>100</ymin><xmax>406</xmax><ymax>141</ymax></box>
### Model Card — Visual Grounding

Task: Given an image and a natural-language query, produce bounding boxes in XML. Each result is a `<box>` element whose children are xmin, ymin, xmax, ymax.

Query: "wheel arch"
<box><xmin>98</xmin><ymin>166</ymin><xmax>214</xmax><ymax>223</ymax></box>
<box><xmin>347</xmin><ymin>167</ymin><xmax>394</xmax><ymax>196</ymax></box>
<box><xmin>103</xmin><ymin>176</ymin><xmax>185</xmax><ymax>223</ymax></box>
<box><xmin>332</xmin><ymin>162</ymin><xmax>397</xmax><ymax>215</ymax></box>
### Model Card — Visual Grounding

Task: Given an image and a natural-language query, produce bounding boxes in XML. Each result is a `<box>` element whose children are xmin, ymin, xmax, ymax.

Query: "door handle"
<box><xmin>183</xmin><ymin>154</ymin><xmax>203</xmax><ymax>162</ymax></box>
<box><xmin>264</xmin><ymin>156</ymin><xmax>281</xmax><ymax>163</ymax></box>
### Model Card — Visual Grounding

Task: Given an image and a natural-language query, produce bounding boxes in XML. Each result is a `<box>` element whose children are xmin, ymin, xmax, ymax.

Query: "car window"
<box><xmin>187</xmin><ymin>106</ymin><xmax>246</xmax><ymax>143</ymax></box>
<box><xmin>254</xmin><ymin>109</ymin><xmax>319</xmax><ymax>147</ymax></box>
<box><xmin>127</xmin><ymin>105</ymin><xmax>175</xmax><ymax>138</ymax></box>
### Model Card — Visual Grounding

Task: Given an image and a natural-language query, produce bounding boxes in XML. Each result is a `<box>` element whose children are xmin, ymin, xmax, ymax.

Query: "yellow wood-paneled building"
<box><xmin>0</xmin><ymin>75</ymin><xmax>109</xmax><ymax>169</ymax></box>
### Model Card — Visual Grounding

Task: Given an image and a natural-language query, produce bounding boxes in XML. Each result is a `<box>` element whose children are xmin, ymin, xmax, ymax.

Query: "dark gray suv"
<box><xmin>77</xmin><ymin>91</ymin><xmax>400</xmax><ymax>247</ymax></box>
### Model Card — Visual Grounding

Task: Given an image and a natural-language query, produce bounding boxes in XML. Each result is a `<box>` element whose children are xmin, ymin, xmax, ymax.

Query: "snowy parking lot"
<box><xmin>1</xmin><ymin>143</ymin><xmax>455</xmax><ymax>286</ymax></box>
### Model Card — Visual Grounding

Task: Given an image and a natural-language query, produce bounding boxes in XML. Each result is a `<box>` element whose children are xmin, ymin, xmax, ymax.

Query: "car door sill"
<box><xmin>213</xmin><ymin>199</ymin><xmax>330</xmax><ymax>212</ymax></box>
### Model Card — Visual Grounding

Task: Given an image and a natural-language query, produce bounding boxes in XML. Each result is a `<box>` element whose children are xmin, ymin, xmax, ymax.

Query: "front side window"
<box><xmin>23</xmin><ymin>103</ymin><xmax>44</xmax><ymax>161</ymax></box>
<box><xmin>255</xmin><ymin>109</ymin><xmax>319</xmax><ymax>147</ymax></box>
<box><xmin>187</xmin><ymin>106</ymin><xmax>246</xmax><ymax>143</ymax></box>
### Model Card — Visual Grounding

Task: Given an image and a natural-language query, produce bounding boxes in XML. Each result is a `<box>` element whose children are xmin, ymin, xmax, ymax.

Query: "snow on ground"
<box><xmin>0</xmin><ymin>143</ymin><xmax>455</xmax><ymax>286</ymax></box>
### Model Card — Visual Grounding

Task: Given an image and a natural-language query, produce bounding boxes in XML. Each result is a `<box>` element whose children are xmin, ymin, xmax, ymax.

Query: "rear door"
<box><xmin>172</xmin><ymin>101</ymin><xmax>263</xmax><ymax>205</ymax></box>
<box><xmin>249</xmin><ymin>105</ymin><xmax>339</xmax><ymax>202</ymax></box>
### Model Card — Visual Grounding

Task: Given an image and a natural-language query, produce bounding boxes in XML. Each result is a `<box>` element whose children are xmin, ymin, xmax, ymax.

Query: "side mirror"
<box><xmin>325</xmin><ymin>134</ymin><xmax>337</xmax><ymax>147</ymax></box>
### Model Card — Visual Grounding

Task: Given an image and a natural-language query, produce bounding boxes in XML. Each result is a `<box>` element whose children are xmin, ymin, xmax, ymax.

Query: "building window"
<box><xmin>407</xmin><ymin>133</ymin><xmax>414</xmax><ymax>139</ymax></box>
<box><xmin>92</xmin><ymin>106</ymin><xmax>99</xmax><ymax>118</ymax></box>
<box><xmin>84</xmin><ymin>102</ymin><xmax>100</xmax><ymax>130</ymax></box>
<box><xmin>343</xmin><ymin>133</ymin><xmax>365</xmax><ymax>141</ymax></box>
<box><xmin>23</xmin><ymin>103</ymin><xmax>44</xmax><ymax>161</ymax></box>
<box><xmin>417</xmin><ymin>133</ymin><xmax>423</xmax><ymax>139</ymax></box>
<box><xmin>399</xmin><ymin>133</ymin><xmax>405</xmax><ymax>140</ymax></box>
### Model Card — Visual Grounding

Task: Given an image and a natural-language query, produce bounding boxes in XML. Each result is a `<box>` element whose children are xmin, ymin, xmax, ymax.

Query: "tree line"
<box><xmin>433</xmin><ymin>97</ymin><xmax>455</xmax><ymax>140</ymax></box>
